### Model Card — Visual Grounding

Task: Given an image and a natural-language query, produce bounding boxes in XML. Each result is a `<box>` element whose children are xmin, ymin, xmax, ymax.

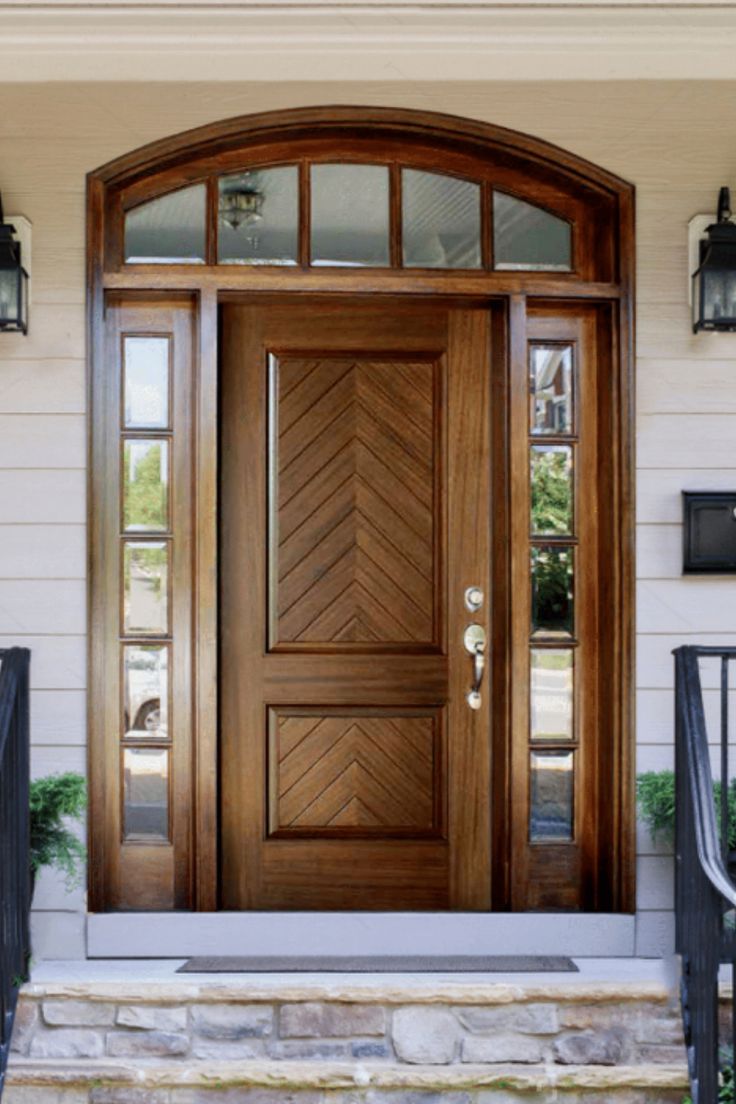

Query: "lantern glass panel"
<box><xmin>0</xmin><ymin>268</ymin><xmax>20</xmax><ymax>325</ymax></box>
<box><xmin>701</xmin><ymin>267</ymin><xmax>736</xmax><ymax>326</ymax></box>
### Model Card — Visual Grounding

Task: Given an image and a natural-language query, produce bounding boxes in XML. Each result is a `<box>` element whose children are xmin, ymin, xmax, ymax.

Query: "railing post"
<box><xmin>0</xmin><ymin>647</ymin><xmax>31</xmax><ymax>1099</ymax></box>
<box><xmin>674</xmin><ymin>645</ymin><xmax>735</xmax><ymax>1104</ymax></box>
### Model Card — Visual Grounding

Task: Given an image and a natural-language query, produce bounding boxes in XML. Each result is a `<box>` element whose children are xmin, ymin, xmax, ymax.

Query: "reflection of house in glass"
<box><xmin>530</xmin><ymin>750</ymin><xmax>574</xmax><ymax>841</ymax></box>
<box><xmin>530</xmin><ymin>346</ymin><xmax>573</xmax><ymax>434</ymax></box>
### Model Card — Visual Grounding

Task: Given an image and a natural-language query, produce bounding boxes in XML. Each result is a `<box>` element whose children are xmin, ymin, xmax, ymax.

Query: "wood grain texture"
<box><xmin>273</xmin><ymin>355</ymin><xmax>437</xmax><ymax>648</ymax></box>
<box><xmin>85</xmin><ymin>107</ymin><xmax>635</xmax><ymax>915</ymax></box>
<box><xmin>269</xmin><ymin>709</ymin><xmax>440</xmax><ymax>836</ymax></box>
<box><xmin>219</xmin><ymin>298</ymin><xmax>490</xmax><ymax>911</ymax></box>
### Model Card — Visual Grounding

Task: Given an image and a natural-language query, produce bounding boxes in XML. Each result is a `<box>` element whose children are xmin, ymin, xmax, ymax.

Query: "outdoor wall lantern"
<box><xmin>0</xmin><ymin>192</ymin><xmax>28</xmax><ymax>334</ymax></box>
<box><xmin>693</xmin><ymin>186</ymin><xmax>736</xmax><ymax>333</ymax></box>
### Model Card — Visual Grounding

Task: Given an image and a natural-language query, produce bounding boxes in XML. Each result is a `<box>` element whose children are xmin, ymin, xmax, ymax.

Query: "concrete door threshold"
<box><xmin>29</xmin><ymin>954</ymin><xmax>675</xmax><ymax>994</ymax></box>
<box><xmin>86</xmin><ymin>911</ymin><xmax>635</xmax><ymax>959</ymax></box>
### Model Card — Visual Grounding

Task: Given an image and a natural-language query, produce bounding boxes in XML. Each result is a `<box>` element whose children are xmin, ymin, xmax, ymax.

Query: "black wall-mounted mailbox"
<box><xmin>683</xmin><ymin>491</ymin><xmax>736</xmax><ymax>574</ymax></box>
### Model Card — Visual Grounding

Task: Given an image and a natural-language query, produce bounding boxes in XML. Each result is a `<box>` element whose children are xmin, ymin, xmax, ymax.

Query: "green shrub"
<box><xmin>29</xmin><ymin>773</ymin><xmax>87</xmax><ymax>888</ymax></box>
<box><xmin>637</xmin><ymin>770</ymin><xmax>736</xmax><ymax>851</ymax></box>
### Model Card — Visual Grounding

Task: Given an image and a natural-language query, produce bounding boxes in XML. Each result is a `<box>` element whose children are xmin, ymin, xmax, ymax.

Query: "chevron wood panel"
<box><xmin>272</xmin><ymin>356</ymin><xmax>438</xmax><ymax>646</ymax></box>
<box><xmin>269</xmin><ymin>709</ymin><xmax>442</xmax><ymax>837</ymax></box>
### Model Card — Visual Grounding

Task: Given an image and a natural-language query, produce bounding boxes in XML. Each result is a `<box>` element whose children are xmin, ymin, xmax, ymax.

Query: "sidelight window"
<box><xmin>527</xmin><ymin>342</ymin><xmax>578</xmax><ymax>843</ymax></box>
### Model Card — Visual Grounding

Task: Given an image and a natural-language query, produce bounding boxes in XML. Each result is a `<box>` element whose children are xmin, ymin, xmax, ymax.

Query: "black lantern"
<box><xmin>693</xmin><ymin>187</ymin><xmax>736</xmax><ymax>333</ymax></box>
<box><xmin>0</xmin><ymin>192</ymin><xmax>28</xmax><ymax>334</ymax></box>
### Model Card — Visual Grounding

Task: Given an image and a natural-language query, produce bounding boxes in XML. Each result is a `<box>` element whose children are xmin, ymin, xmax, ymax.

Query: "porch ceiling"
<box><xmin>1</xmin><ymin>2</ymin><xmax>736</xmax><ymax>83</ymax></box>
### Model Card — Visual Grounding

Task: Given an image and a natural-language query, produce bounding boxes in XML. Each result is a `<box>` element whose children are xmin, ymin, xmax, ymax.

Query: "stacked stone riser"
<box><xmin>6</xmin><ymin>983</ymin><xmax>691</xmax><ymax>1102</ymax></box>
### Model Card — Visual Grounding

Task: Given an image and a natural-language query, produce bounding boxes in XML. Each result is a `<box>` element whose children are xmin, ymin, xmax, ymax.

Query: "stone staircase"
<box><xmin>5</xmin><ymin>971</ymin><xmax>690</xmax><ymax>1102</ymax></box>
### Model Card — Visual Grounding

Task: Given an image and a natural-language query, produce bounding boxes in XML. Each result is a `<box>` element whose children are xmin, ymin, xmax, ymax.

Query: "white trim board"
<box><xmin>4</xmin><ymin>7</ymin><xmax>736</xmax><ymax>82</ymax></box>
<box><xmin>87</xmin><ymin>912</ymin><xmax>635</xmax><ymax>959</ymax></box>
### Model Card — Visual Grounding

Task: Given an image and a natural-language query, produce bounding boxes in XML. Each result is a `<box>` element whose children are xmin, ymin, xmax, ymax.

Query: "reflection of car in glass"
<box><xmin>124</xmin><ymin>649</ymin><xmax>164</xmax><ymax>735</ymax></box>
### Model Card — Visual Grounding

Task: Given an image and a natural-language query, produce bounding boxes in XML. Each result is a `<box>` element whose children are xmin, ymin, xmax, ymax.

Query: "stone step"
<box><xmin>7</xmin><ymin>975</ymin><xmax>691</xmax><ymax>1102</ymax></box>
<box><xmin>4</xmin><ymin>1058</ymin><xmax>689</xmax><ymax>1102</ymax></box>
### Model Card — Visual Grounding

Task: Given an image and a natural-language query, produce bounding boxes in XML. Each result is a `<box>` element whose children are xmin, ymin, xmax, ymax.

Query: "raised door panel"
<box><xmin>272</xmin><ymin>355</ymin><xmax>439</xmax><ymax>649</ymax></box>
<box><xmin>268</xmin><ymin>707</ymin><xmax>444</xmax><ymax>837</ymax></box>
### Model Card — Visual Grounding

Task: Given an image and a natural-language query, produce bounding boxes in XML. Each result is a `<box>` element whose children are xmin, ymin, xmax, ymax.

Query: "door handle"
<box><xmin>463</xmin><ymin>623</ymin><xmax>486</xmax><ymax>711</ymax></box>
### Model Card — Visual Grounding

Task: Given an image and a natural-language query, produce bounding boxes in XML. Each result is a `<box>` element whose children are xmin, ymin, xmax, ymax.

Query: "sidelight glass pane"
<box><xmin>531</xmin><ymin>545</ymin><xmax>574</xmax><ymax>639</ymax></box>
<box><xmin>218</xmin><ymin>166</ymin><xmax>298</xmax><ymax>265</ymax></box>
<box><xmin>123</xmin><ymin>747</ymin><xmax>169</xmax><ymax>840</ymax></box>
<box><xmin>311</xmin><ymin>164</ymin><xmax>390</xmax><ymax>267</ymax></box>
<box><xmin>530</xmin><ymin>345</ymin><xmax>574</xmax><ymax>434</ymax></box>
<box><xmin>123</xmin><ymin>439</ymin><xmax>169</xmax><ymax>532</ymax></box>
<box><xmin>124</xmin><ymin>184</ymin><xmax>206</xmax><ymax>264</ymax></box>
<box><xmin>494</xmin><ymin>192</ymin><xmax>572</xmax><ymax>271</ymax></box>
<box><xmin>123</xmin><ymin>540</ymin><xmax>168</xmax><ymax>636</ymax></box>
<box><xmin>402</xmin><ymin>169</ymin><xmax>481</xmax><ymax>269</ymax></box>
<box><xmin>123</xmin><ymin>337</ymin><xmax>170</xmax><ymax>429</ymax></box>
<box><xmin>531</xmin><ymin>648</ymin><xmax>573</xmax><ymax>742</ymax></box>
<box><xmin>530</xmin><ymin>750</ymin><xmax>574</xmax><ymax>840</ymax></box>
<box><xmin>531</xmin><ymin>445</ymin><xmax>573</xmax><ymax>536</ymax></box>
<box><xmin>123</xmin><ymin>644</ymin><xmax>168</xmax><ymax>739</ymax></box>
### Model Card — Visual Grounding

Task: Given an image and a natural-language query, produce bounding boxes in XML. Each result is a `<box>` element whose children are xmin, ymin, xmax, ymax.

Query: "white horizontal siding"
<box><xmin>636</xmin><ymin>524</ymin><xmax>681</xmax><ymax>579</ymax></box>
<box><xmin>0</xmin><ymin>361</ymin><xmax>85</xmax><ymax>413</ymax></box>
<box><xmin>638</xmin><ymin>580</ymin><xmax>736</xmax><ymax>634</ymax></box>
<box><xmin>0</xmin><ymin>470</ymin><xmax>85</xmax><ymax>523</ymax></box>
<box><xmin>638</xmin><ymin>469</ymin><xmax>736</xmax><ymax>524</ymax></box>
<box><xmin>0</xmin><ymin>414</ymin><xmax>85</xmax><ymax>467</ymax></box>
<box><xmin>31</xmin><ymin>689</ymin><xmax>86</xmax><ymax>745</ymax></box>
<box><xmin>0</xmin><ymin>634</ymin><xmax>85</xmax><ymax>689</ymax></box>
<box><xmin>0</xmin><ymin>525</ymin><xmax>85</xmax><ymax>577</ymax></box>
<box><xmin>0</xmin><ymin>579</ymin><xmax>86</xmax><ymax>634</ymax></box>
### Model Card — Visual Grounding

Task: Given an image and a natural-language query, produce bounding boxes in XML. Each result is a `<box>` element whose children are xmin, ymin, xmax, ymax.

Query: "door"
<box><xmin>220</xmin><ymin>299</ymin><xmax>492</xmax><ymax>910</ymax></box>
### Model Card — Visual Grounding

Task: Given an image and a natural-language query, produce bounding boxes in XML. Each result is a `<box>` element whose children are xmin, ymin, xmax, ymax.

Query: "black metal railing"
<box><xmin>0</xmin><ymin>648</ymin><xmax>31</xmax><ymax>1099</ymax></box>
<box><xmin>675</xmin><ymin>644</ymin><xmax>736</xmax><ymax>1104</ymax></box>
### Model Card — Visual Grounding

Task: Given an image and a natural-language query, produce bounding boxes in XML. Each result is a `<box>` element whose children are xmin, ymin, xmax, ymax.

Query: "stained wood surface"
<box><xmin>84</xmin><ymin>108</ymin><xmax>635</xmax><ymax>916</ymax></box>
<box><xmin>274</xmin><ymin>355</ymin><xmax>437</xmax><ymax>647</ymax></box>
<box><xmin>220</xmin><ymin>299</ymin><xmax>490</xmax><ymax>910</ymax></box>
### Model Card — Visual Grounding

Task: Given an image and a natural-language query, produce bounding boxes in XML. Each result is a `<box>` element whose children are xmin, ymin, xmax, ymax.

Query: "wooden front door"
<box><xmin>220</xmin><ymin>299</ymin><xmax>492</xmax><ymax>910</ymax></box>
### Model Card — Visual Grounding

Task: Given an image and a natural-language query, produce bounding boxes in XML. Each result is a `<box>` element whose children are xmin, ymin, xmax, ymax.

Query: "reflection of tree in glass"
<box><xmin>124</xmin><ymin>443</ymin><xmax>166</xmax><ymax>531</ymax></box>
<box><xmin>531</xmin><ymin>448</ymin><xmax>571</xmax><ymax>535</ymax></box>
<box><xmin>532</xmin><ymin>546</ymin><xmax>573</xmax><ymax>635</ymax></box>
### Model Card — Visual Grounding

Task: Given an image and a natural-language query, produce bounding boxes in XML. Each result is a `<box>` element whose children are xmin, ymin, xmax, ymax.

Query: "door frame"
<box><xmin>87</xmin><ymin>106</ymin><xmax>635</xmax><ymax>914</ymax></box>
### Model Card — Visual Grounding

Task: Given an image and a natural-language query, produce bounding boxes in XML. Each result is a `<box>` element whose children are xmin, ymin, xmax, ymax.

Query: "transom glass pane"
<box><xmin>494</xmin><ymin>192</ymin><xmax>572</xmax><ymax>272</ymax></box>
<box><xmin>123</xmin><ymin>644</ymin><xmax>169</xmax><ymax>739</ymax></box>
<box><xmin>124</xmin><ymin>184</ymin><xmax>206</xmax><ymax>264</ymax></box>
<box><xmin>530</xmin><ymin>750</ymin><xmax>574</xmax><ymax>840</ymax></box>
<box><xmin>123</xmin><ymin>540</ymin><xmax>169</xmax><ymax>636</ymax></box>
<box><xmin>531</xmin><ymin>648</ymin><xmax>573</xmax><ymax>741</ymax></box>
<box><xmin>531</xmin><ymin>545</ymin><xmax>574</xmax><ymax>639</ymax></box>
<box><xmin>531</xmin><ymin>445</ymin><xmax>573</xmax><ymax>536</ymax></box>
<box><xmin>123</xmin><ymin>439</ymin><xmax>169</xmax><ymax>532</ymax></box>
<box><xmin>123</xmin><ymin>337</ymin><xmax>169</xmax><ymax>429</ymax></box>
<box><xmin>218</xmin><ymin>167</ymin><xmax>298</xmax><ymax>266</ymax></box>
<box><xmin>123</xmin><ymin>747</ymin><xmax>169</xmax><ymax>840</ymax></box>
<box><xmin>530</xmin><ymin>345</ymin><xmax>573</xmax><ymax>434</ymax></box>
<box><xmin>402</xmin><ymin>169</ymin><xmax>481</xmax><ymax>269</ymax></box>
<box><xmin>311</xmin><ymin>164</ymin><xmax>390</xmax><ymax>267</ymax></box>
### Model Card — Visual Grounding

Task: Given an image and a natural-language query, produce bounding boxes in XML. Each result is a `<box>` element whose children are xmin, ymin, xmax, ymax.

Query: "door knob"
<box><xmin>463</xmin><ymin>623</ymin><xmax>486</xmax><ymax>711</ymax></box>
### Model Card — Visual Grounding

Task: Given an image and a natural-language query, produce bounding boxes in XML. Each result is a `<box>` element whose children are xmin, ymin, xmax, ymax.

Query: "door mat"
<box><xmin>177</xmin><ymin>955</ymin><xmax>578</xmax><ymax>973</ymax></box>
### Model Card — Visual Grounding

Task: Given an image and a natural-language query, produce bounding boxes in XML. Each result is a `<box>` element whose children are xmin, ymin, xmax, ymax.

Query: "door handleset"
<box><xmin>463</xmin><ymin>623</ymin><xmax>486</xmax><ymax>710</ymax></box>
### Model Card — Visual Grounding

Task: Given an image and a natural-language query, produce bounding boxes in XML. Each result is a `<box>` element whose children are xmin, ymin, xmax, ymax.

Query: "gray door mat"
<box><xmin>177</xmin><ymin>955</ymin><xmax>578</xmax><ymax>973</ymax></box>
